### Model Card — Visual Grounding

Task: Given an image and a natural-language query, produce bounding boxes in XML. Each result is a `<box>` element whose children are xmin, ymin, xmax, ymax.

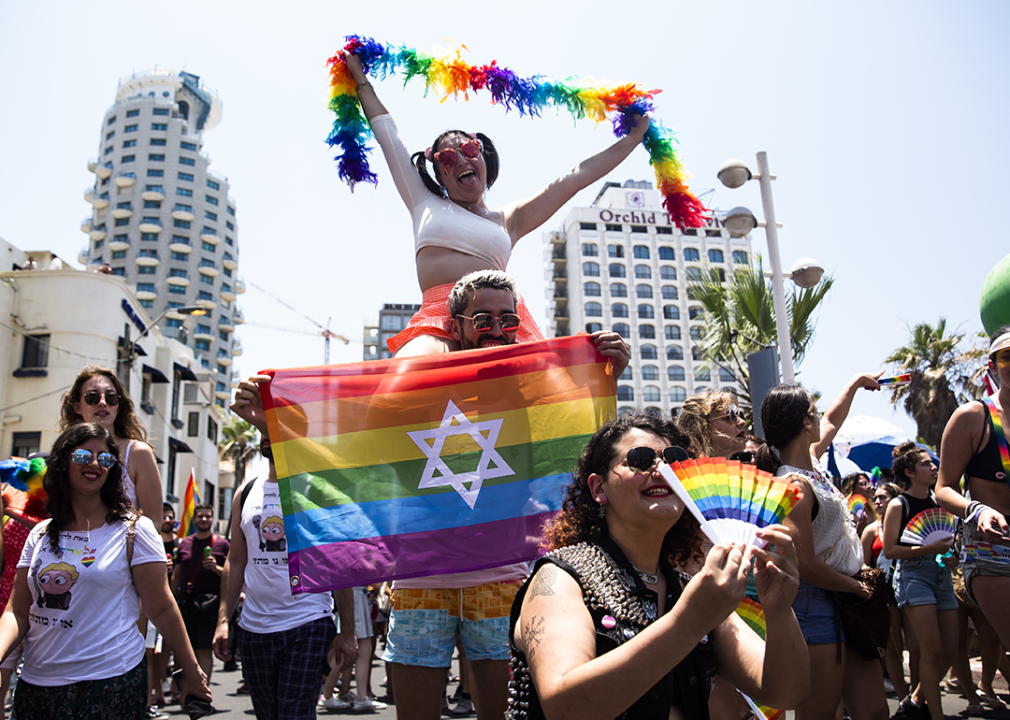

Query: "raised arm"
<box><xmin>811</xmin><ymin>372</ymin><xmax>882</xmax><ymax>459</ymax></box>
<box><xmin>343</xmin><ymin>51</ymin><xmax>388</xmax><ymax>122</ymax></box>
<box><xmin>231</xmin><ymin>375</ymin><xmax>270</xmax><ymax>436</ymax></box>
<box><xmin>503</xmin><ymin>116</ymin><xmax>651</xmax><ymax>244</ymax></box>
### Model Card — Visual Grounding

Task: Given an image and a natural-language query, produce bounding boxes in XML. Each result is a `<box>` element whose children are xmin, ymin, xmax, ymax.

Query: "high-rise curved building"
<box><xmin>80</xmin><ymin>70</ymin><xmax>243</xmax><ymax>408</ymax></box>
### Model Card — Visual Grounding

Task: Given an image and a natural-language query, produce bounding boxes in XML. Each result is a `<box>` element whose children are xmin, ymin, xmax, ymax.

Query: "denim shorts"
<box><xmin>383</xmin><ymin>581</ymin><xmax>520</xmax><ymax>667</ymax></box>
<box><xmin>893</xmin><ymin>556</ymin><xmax>958</xmax><ymax>610</ymax></box>
<box><xmin>792</xmin><ymin>580</ymin><xmax>842</xmax><ymax>645</ymax></box>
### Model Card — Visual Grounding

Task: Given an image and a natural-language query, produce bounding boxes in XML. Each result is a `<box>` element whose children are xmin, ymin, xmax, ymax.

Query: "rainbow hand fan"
<box><xmin>900</xmin><ymin>507</ymin><xmax>958</xmax><ymax>546</ymax></box>
<box><xmin>848</xmin><ymin>495</ymin><xmax>867</xmax><ymax>519</ymax></box>
<box><xmin>657</xmin><ymin>459</ymin><xmax>801</xmax><ymax>547</ymax></box>
<box><xmin>735</xmin><ymin>598</ymin><xmax>783</xmax><ymax>720</ymax></box>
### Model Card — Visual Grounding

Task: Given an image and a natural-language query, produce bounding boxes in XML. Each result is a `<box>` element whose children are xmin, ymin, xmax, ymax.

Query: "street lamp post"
<box><xmin>120</xmin><ymin>305</ymin><xmax>207</xmax><ymax>378</ymax></box>
<box><xmin>718</xmin><ymin>152</ymin><xmax>823</xmax><ymax>386</ymax></box>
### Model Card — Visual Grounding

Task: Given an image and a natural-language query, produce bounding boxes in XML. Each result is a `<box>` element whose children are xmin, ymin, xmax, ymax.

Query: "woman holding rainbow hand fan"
<box><xmin>881</xmin><ymin>442</ymin><xmax>959</xmax><ymax>720</ymax></box>
<box><xmin>338</xmin><ymin>42</ymin><xmax>668</xmax><ymax>357</ymax></box>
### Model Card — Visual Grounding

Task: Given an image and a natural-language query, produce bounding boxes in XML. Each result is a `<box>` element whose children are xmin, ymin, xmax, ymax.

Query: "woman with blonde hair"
<box><xmin>60</xmin><ymin>365</ymin><xmax>162</xmax><ymax>526</ymax></box>
<box><xmin>676</xmin><ymin>389</ymin><xmax>748</xmax><ymax>460</ymax></box>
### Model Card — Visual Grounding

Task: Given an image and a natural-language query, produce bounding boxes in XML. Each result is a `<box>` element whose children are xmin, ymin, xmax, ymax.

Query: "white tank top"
<box><xmin>120</xmin><ymin>440</ymin><xmax>137</xmax><ymax>507</ymax></box>
<box><xmin>777</xmin><ymin>465</ymin><xmax>864</xmax><ymax>577</ymax></box>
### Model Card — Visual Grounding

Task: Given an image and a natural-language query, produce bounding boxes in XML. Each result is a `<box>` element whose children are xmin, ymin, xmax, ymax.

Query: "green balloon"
<box><xmin>981</xmin><ymin>253</ymin><xmax>1010</xmax><ymax>335</ymax></box>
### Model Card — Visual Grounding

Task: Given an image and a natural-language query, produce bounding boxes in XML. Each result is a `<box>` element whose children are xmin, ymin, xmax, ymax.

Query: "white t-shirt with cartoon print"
<box><xmin>238</xmin><ymin>477</ymin><xmax>332</xmax><ymax>634</ymax></box>
<box><xmin>17</xmin><ymin>516</ymin><xmax>164</xmax><ymax>685</ymax></box>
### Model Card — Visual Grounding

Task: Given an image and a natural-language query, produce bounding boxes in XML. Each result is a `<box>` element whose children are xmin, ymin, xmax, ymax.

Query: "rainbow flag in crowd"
<box><xmin>177</xmin><ymin>470</ymin><xmax>200</xmax><ymax>538</ymax></box>
<box><xmin>261</xmin><ymin>336</ymin><xmax>617</xmax><ymax>593</ymax></box>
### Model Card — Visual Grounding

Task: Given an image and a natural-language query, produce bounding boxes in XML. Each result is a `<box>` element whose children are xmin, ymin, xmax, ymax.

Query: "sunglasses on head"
<box><xmin>71</xmin><ymin>448</ymin><xmax>116</xmax><ymax>469</ymax></box>
<box><xmin>83</xmin><ymin>391</ymin><xmax>119</xmax><ymax>406</ymax></box>
<box><xmin>434</xmin><ymin>138</ymin><xmax>481</xmax><ymax>168</ymax></box>
<box><xmin>457</xmin><ymin>313</ymin><xmax>521</xmax><ymax>333</ymax></box>
<box><xmin>729</xmin><ymin>451</ymin><xmax>755</xmax><ymax>464</ymax></box>
<box><xmin>623</xmin><ymin>446</ymin><xmax>689</xmax><ymax>474</ymax></box>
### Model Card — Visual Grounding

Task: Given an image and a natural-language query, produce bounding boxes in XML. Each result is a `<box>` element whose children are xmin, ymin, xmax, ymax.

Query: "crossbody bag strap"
<box><xmin>982</xmin><ymin>398</ymin><xmax>1010</xmax><ymax>483</ymax></box>
<box><xmin>126</xmin><ymin>513</ymin><xmax>140</xmax><ymax>580</ymax></box>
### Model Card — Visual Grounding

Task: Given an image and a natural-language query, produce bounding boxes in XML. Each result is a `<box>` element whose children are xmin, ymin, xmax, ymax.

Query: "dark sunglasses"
<box><xmin>434</xmin><ymin>138</ymin><xmax>481</xmax><ymax>167</ymax></box>
<box><xmin>623</xmin><ymin>446</ymin><xmax>689</xmax><ymax>474</ymax></box>
<box><xmin>83</xmin><ymin>391</ymin><xmax>119</xmax><ymax>406</ymax></box>
<box><xmin>729</xmin><ymin>451</ymin><xmax>755</xmax><ymax>464</ymax></box>
<box><xmin>712</xmin><ymin>407</ymin><xmax>740</xmax><ymax>423</ymax></box>
<box><xmin>456</xmin><ymin>313</ymin><xmax>521</xmax><ymax>333</ymax></box>
<box><xmin>72</xmin><ymin>449</ymin><xmax>116</xmax><ymax>469</ymax></box>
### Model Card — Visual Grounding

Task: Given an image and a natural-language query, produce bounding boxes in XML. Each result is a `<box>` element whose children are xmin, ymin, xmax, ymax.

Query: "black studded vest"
<box><xmin>506</xmin><ymin>537</ymin><xmax>716</xmax><ymax>720</ymax></box>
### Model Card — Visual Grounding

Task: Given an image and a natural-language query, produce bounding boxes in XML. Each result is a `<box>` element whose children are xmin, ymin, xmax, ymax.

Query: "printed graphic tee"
<box><xmin>17</xmin><ymin>517</ymin><xmax>164</xmax><ymax>685</ymax></box>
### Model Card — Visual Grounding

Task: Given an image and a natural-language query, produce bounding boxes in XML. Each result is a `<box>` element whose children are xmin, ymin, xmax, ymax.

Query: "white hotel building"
<box><xmin>544</xmin><ymin>180</ymin><xmax>751</xmax><ymax>417</ymax></box>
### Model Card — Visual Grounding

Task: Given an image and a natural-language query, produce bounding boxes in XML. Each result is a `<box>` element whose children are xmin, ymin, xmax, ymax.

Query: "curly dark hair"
<box><xmin>892</xmin><ymin>441</ymin><xmax>929</xmax><ymax>483</ymax></box>
<box><xmin>44</xmin><ymin>423</ymin><xmax>131</xmax><ymax>554</ymax></box>
<box><xmin>59</xmin><ymin>365</ymin><xmax>149</xmax><ymax>444</ymax></box>
<box><xmin>410</xmin><ymin>130</ymin><xmax>499</xmax><ymax>199</ymax></box>
<box><xmin>543</xmin><ymin>412</ymin><xmax>704</xmax><ymax>568</ymax></box>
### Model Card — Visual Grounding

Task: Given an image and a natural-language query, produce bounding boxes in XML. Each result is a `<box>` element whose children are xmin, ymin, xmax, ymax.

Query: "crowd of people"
<box><xmin>1</xmin><ymin>44</ymin><xmax>1008</xmax><ymax>720</ymax></box>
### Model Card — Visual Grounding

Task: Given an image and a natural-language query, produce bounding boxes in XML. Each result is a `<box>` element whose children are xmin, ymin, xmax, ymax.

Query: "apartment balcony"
<box><xmin>219</xmin><ymin>289</ymin><xmax>236</xmax><ymax>302</ymax></box>
<box><xmin>138</xmin><ymin>220</ymin><xmax>163</xmax><ymax>233</ymax></box>
<box><xmin>167</xmin><ymin>276</ymin><xmax>190</xmax><ymax>288</ymax></box>
<box><xmin>233</xmin><ymin>307</ymin><xmax>244</xmax><ymax>324</ymax></box>
<box><xmin>215</xmin><ymin>390</ymin><xmax>231</xmax><ymax>400</ymax></box>
<box><xmin>218</xmin><ymin>318</ymin><xmax>235</xmax><ymax>331</ymax></box>
<box><xmin>89</xmin><ymin>159</ymin><xmax>113</xmax><ymax>180</ymax></box>
<box><xmin>88</xmin><ymin>228</ymin><xmax>107</xmax><ymax>241</ymax></box>
<box><xmin>195</xmin><ymin>299</ymin><xmax>217</xmax><ymax>310</ymax></box>
<box><xmin>111</xmin><ymin>208</ymin><xmax>133</xmax><ymax>220</ymax></box>
<box><xmin>136</xmin><ymin>290</ymin><xmax>157</xmax><ymax>301</ymax></box>
<box><xmin>169</xmin><ymin>241</ymin><xmax>191</xmax><ymax>253</ymax></box>
<box><xmin>78</xmin><ymin>247</ymin><xmax>91</xmax><ymax>265</ymax></box>
<box><xmin>194</xmin><ymin>330</ymin><xmax>215</xmax><ymax>342</ymax></box>
<box><xmin>198</xmin><ymin>266</ymin><xmax>219</xmax><ymax>278</ymax></box>
<box><xmin>109</xmin><ymin>238</ymin><xmax>130</xmax><ymax>251</ymax></box>
<box><xmin>222</xmin><ymin>257</ymin><xmax>238</xmax><ymax>270</ymax></box>
<box><xmin>200</xmin><ymin>231</ymin><xmax>220</xmax><ymax>245</ymax></box>
<box><xmin>84</xmin><ymin>188</ymin><xmax>109</xmax><ymax>210</ymax></box>
<box><xmin>172</xmin><ymin>210</ymin><xmax>194</xmax><ymax>222</ymax></box>
<box><xmin>235</xmin><ymin>278</ymin><xmax>245</xmax><ymax>294</ymax></box>
<box><xmin>231</xmin><ymin>340</ymin><xmax>243</xmax><ymax>357</ymax></box>
<box><xmin>216</xmin><ymin>356</ymin><xmax>233</xmax><ymax>367</ymax></box>
<box><xmin>114</xmin><ymin>172</ymin><xmax>136</xmax><ymax>188</ymax></box>
<box><xmin>136</xmin><ymin>256</ymin><xmax>159</xmax><ymax>267</ymax></box>
<box><xmin>80</xmin><ymin>217</ymin><xmax>92</xmax><ymax>233</ymax></box>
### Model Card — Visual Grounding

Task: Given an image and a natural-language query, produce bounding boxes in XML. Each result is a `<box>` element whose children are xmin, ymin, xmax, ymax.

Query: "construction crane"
<box><xmin>248</xmin><ymin>283</ymin><xmax>350</xmax><ymax>364</ymax></box>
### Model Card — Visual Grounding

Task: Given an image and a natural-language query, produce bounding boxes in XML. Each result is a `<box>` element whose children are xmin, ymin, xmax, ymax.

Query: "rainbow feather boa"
<box><xmin>326</xmin><ymin>36</ymin><xmax>707</xmax><ymax>230</ymax></box>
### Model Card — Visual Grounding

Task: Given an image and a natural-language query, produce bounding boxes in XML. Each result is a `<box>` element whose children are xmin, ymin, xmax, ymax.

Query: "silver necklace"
<box><xmin>633</xmin><ymin>565</ymin><xmax>658</xmax><ymax>585</ymax></box>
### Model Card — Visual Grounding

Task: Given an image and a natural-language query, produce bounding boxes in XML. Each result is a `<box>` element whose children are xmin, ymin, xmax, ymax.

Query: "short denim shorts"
<box><xmin>894</xmin><ymin>556</ymin><xmax>958</xmax><ymax>611</ymax></box>
<box><xmin>792</xmin><ymin>580</ymin><xmax>842</xmax><ymax>645</ymax></box>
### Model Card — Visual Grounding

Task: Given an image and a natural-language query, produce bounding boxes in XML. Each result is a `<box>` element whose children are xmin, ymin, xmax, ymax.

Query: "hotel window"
<box><xmin>585</xmin><ymin>302</ymin><xmax>602</xmax><ymax>317</ymax></box>
<box><xmin>640</xmin><ymin>344</ymin><xmax>658</xmax><ymax>359</ymax></box>
<box><xmin>658</xmin><ymin>247</ymin><xmax>675</xmax><ymax>260</ymax></box>
<box><xmin>638</xmin><ymin>304</ymin><xmax>655</xmax><ymax>319</ymax></box>
<box><xmin>148</xmin><ymin>154</ymin><xmax>165</xmax><ymax>162</ymax></box>
<box><xmin>150</xmin><ymin>138</ymin><xmax>167</xmax><ymax>146</ymax></box>
<box><xmin>581</xmin><ymin>243</ymin><xmax>598</xmax><ymax>256</ymax></box>
<box><xmin>685</xmin><ymin>267</ymin><xmax>703</xmax><ymax>281</ymax></box>
<box><xmin>108</xmin><ymin>115</ymin><xmax>118</xmax><ymax>124</ymax></box>
<box><xmin>611</xmin><ymin>303</ymin><xmax>628</xmax><ymax>318</ymax></box>
<box><xmin>708</xmin><ymin>249</ymin><xmax>725</xmax><ymax>264</ymax></box>
<box><xmin>613</xmin><ymin>323</ymin><xmax>630</xmax><ymax>338</ymax></box>
<box><xmin>733</xmin><ymin>251</ymin><xmax>749</xmax><ymax>264</ymax></box>
<box><xmin>634</xmin><ymin>265</ymin><xmax>651</xmax><ymax>279</ymax></box>
<box><xmin>660</xmin><ymin>266</ymin><xmax>677</xmax><ymax>280</ymax></box>
<box><xmin>639</xmin><ymin>325</ymin><xmax>656</xmax><ymax>339</ymax></box>
<box><xmin>669</xmin><ymin>387</ymin><xmax>687</xmax><ymax>403</ymax></box>
<box><xmin>153</xmin><ymin>108</ymin><xmax>170</xmax><ymax>116</ymax></box>
<box><xmin>151</xmin><ymin>123</ymin><xmax>168</xmax><ymax>131</ymax></box>
<box><xmin>667</xmin><ymin>346</ymin><xmax>684</xmax><ymax>360</ymax></box>
<box><xmin>636</xmin><ymin>285</ymin><xmax>653</xmax><ymax>299</ymax></box>
<box><xmin>684</xmin><ymin>248</ymin><xmax>700</xmax><ymax>261</ymax></box>
<box><xmin>583</xmin><ymin>282</ymin><xmax>601</xmax><ymax>297</ymax></box>
<box><xmin>125</xmin><ymin>124</ymin><xmax>138</xmax><ymax>133</ymax></box>
<box><xmin>178</xmin><ymin>172</ymin><xmax>194</xmax><ymax>182</ymax></box>
<box><xmin>179</xmin><ymin>157</ymin><xmax>196</xmax><ymax>166</ymax></box>
<box><xmin>147</xmin><ymin>169</ymin><xmax>164</xmax><ymax>177</ymax></box>
<box><xmin>610</xmin><ymin>283</ymin><xmax>627</xmax><ymax>297</ymax></box>
<box><xmin>608</xmin><ymin>264</ymin><xmax>626</xmax><ymax>278</ymax></box>
<box><xmin>665</xmin><ymin>326</ymin><xmax>682</xmax><ymax>340</ymax></box>
<box><xmin>205</xmin><ymin>195</ymin><xmax>219</xmax><ymax>206</ymax></box>
<box><xmin>182</xmin><ymin>141</ymin><xmax>197</xmax><ymax>151</ymax></box>
<box><xmin>668</xmin><ymin>366</ymin><xmax>686</xmax><ymax>381</ymax></box>
<box><xmin>177</xmin><ymin>188</ymin><xmax>193</xmax><ymax>197</ymax></box>
<box><xmin>125</xmin><ymin>110</ymin><xmax>138</xmax><ymax>118</ymax></box>
<box><xmin>617</xmin><ymin>386</ymin><xmax>634</xmax><ymax>402</ymax></box>
<box><xmin>633</xmin><ymin>246</ymin><xmax>650</xmax><ymax>259</ymax></box>
<box><xmin>641</xmin><ymin>365</ymin><xmax>659</xmax><ymax>381</ymax></box>
<box><xmin>582</xmin><ymin>262</ymin><xmax>600</xmax><ymax>277</ymax></box>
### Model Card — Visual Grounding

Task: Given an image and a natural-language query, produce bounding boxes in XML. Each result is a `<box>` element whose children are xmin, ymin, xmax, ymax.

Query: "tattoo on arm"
<box><xmin>524</xmin><ymin>614</ymin><xmax>546</xmax><ymax>663</ymax></box>
<box><xmin>529</xmin><ymin>566</ymin><xmax>557</xmax><ymax>599</ymax></box>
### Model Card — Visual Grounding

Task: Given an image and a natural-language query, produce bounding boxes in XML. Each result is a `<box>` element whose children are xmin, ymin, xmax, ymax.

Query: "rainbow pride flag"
<box><xmin>177</xmin><ymin>470</ymin><xmax>200</xmax><ymax>538</ymax></box>
<box><xmin>260</xmin><ymin>336</ymin><xmax>616</xmax><ymax>593</ymax></box>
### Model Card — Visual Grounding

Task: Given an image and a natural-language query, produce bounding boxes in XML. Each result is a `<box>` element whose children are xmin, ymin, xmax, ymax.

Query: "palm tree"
<box><xmin>687</xmin><ymin>256</ymin><xmax>834</xmax><ymax>417</ymax></box>
<box><xmin>220</xmin><ymin>418</ymin><xmax>260</xmax><ymax>486</ymax></box>
<box><xmin>885</xmin><ymin>319</ymin><xmax>988</xmax><ymax>448</ymax></box>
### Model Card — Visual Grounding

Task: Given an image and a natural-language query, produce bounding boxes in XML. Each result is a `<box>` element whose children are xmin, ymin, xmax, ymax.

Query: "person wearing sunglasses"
<box><xmin>342</xmin><ymin>51</ymin><xmax>651</xmax><ymax>360</ymax></box>
<box><xmin>677</xmin><ymin>388</ymin><xmax>748</xmax><ymax>460</ymax></box>
<box><xmin>507</xmin><ymin>411</ymin><xmax>807</xmax><ymax>720</ymax></box>
<box><xmin>0</xmin><ymin>423</ymin><xmax>210</xmax><ymax>719</ymax></box>
<box><xmin>60</xmin><ymin>366</ymin><xmax>162</xmax><ymax>527</ymax></box>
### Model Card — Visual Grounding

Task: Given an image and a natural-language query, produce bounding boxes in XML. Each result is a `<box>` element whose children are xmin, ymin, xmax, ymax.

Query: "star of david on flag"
<box><xmin>260</xmin><ymin>336</ymin><xmax>617</xmax><ymax>593</ymax></box>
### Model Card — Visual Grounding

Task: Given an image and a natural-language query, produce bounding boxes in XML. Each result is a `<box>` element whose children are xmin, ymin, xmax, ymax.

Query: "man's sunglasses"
<box><xmin>623</xmin><ymin>446</ymin><xmax>689</xmax><ymax>474</ymax></box>
<box><xmin>71</xmin><ymin>449</ymin><xmax>116</xmax><ymax>469</ymax></box>
<box><xmin>729</xmin><ymin>451</ymin><xmax>755</xmax><ymax>464</ymax></box>
<box><xmin>456</xmin><ymin>313</ymin><xmax>521</xmax><ymax>333</ymax></box>
<box><xmin>434</xmin><ymin>138</ymin><xmax>481</xmax><ymax>168</ymax></box>
<box><xmin>83</xmin><ymin>391</ymin><xmax>119</xmax><ymax>406</ymax></box>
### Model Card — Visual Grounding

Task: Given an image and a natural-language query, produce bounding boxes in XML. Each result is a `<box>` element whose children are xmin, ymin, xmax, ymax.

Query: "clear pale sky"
<box><xmin>2</xmin><ymin>1</ymin><xmax>1007</xmax><ymax>441</ymax></box>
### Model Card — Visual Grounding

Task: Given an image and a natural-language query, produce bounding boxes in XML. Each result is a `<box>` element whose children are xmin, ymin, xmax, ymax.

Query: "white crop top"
<box><xmin>370</xmin><ymin>113</ymin><xmax>512</xmax><ymax>272</ymax></box>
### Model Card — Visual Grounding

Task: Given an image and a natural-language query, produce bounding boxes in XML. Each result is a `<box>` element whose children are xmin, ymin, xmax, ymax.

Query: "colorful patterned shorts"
<box><xmin>383</xmin><ymin>580</ymin><xmax>521</xmax><ymax>666</ymax></box>
<box><xmin>960</xmin><ymin>522</ymin><xmax>1010</xmax><ymax>606</ymax></box>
